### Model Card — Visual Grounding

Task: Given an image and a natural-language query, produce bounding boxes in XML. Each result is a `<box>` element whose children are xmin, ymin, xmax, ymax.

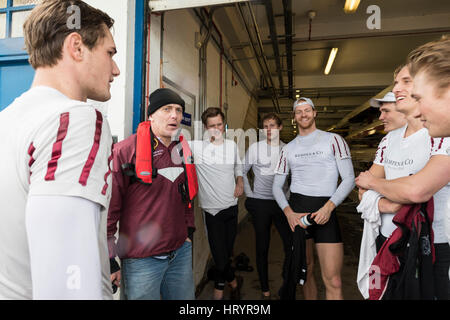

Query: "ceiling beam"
<box><xmin>346</xmin><ymin>120</ymin><xmax>384</xmax><ymax>140</ymax></box>
<box><xmin>327</xmin><ymin>86</ymin><xmax>393</xmax><ymax>131</ymax></box>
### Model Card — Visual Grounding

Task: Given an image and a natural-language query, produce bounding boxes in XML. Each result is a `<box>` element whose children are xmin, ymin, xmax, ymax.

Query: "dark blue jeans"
<box><xmin>121</xmin><ymin>241</ymin><xmax>195</xmax><ymax>300</ymax></box>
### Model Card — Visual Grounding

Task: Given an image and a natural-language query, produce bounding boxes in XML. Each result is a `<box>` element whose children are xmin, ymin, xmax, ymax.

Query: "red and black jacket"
<box><xmin>121</xmin><ymin>121</ymin><xmax>198</xmax><ymax>208</ymax></box>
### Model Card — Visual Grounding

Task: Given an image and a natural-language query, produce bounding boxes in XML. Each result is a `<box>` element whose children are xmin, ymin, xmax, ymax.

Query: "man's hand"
<box><xmin>355</xmin><ymin>171</ymin><xmax>377</xmax><ymax>190</ymax></box>
<box><xmin>110</xmin><ymin>271</ymin><xmax>121</xmax><ymax>288</ymax></box>
<box><xmin>310</xmin><ymin>201</ymin><xmax>335</xmax><ymax>225</ymax></box>
<box><xmin>283</xmin><ymin>206</ymin><xmax>304</xmax><ymax>231</ymax></box>
<box><xmin>378</xmin><ymin>198</ymin><xmax>403</xmax><ymax>214</ymax></box>
<box><xmin>234</xmin><ymin>177</ymin><xmax>244</xmax><ymax>197</ymax></box>
<box><xmin>358</xmin><ymin>187</ymin><xmax>367</xmax><ymax>201</ymax></box>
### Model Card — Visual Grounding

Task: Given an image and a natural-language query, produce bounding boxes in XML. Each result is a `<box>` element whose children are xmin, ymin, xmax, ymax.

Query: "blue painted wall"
<box><xmin>0</xmin><ymin>60</ymin><xmax>34</xmax><ymax>111</ymax></box>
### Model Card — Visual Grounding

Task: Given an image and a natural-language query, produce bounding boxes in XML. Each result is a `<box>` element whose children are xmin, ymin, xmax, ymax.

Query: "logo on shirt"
<box><xmin>294</xmin><ymin>151</ymin><xmax>324</xmax><ymax>159</ymax></box>
<box><xmin>153</xmin><ymin>150</ymin><xmax>164</xmax><ymax>158</ymax></box>
<box><xmin>384</xmin><ymin>157</ymin><xmax>413</xmax><ymax>168</ymax></box>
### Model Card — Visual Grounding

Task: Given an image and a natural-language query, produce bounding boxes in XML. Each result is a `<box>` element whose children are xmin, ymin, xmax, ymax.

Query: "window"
<box><xmin>0</xmin><ymin>0</ymin><xmax>40</xmax><ymax>39</ymax></box>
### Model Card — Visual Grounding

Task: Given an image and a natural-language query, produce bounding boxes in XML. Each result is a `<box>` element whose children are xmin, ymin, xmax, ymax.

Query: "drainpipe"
<box><xmin>192</xmin><ymin>8</ymin><xmax>256</xmax><ymax>102</ymax></box>
<box><xmin>246</xmin><ymin>2</ymin><xmax>280</xmax><ymax>113</ymax></box>
<box><xmin>160</xmin><ymin>12</ymin><xmax>165</xmax><ymax>88</ymax></box>
<box><xmin>201</xmin><ymin>8</ymin><xmax>225</xmax><ymax>111</ymax></box>
<box><xmin>282</xmin><ymin>0</ymin><xmax>294</xmax><ymax>99</ymax></box>
<box><xmin>198</xmin><ymin>8</ymin><xmax>216</xmax><ymax>116</ymax></box>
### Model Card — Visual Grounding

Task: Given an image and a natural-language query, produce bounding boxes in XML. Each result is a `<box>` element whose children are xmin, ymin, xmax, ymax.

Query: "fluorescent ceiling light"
<box><xmin>344</xmin><ymin>0</ymin><xmax>360</xmax><ymax>13</ymax></box>
<box><xmin>324</xmin><ymin>48</ymin><xmax>338</xmax><ymax>75</ymax></box>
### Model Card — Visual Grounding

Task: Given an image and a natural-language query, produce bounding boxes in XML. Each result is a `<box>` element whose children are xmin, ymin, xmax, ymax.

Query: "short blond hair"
<box><xmin>407</xmin><ymin>36</ymin><xmax>450</xmax><ymax>96</ymax></box>
<box><xmin>393</xmin><ymin>63</ymin><xmax>406</xmax><ymax>81</ymax></box>
<box><xmin>23</xmin><ymin>0</ymin><xmax>114</xmax><ymax>69</ymax></box>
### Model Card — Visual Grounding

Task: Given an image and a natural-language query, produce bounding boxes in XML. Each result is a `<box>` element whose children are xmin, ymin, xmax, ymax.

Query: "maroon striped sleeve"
<box><xmin>380</xmin><ymin>146</ymin><xmax>386</xmax><ymax>163</ymax></box>
<box><xmin>333</xmin><ymin>136</ymin><xmax>342</xmax><ymax>158</ymax></box>
<box><xmin>79</xmin><ymin>110</ymin><xmax>103</xmax><ymax>186</ymax></box>
<box><xmin>45</xmin><ymin>113</ymin><xmax>70</xmax><ymax>181</ymax></box>
<box><xmin>277</xmin><ymin>151</ymin><xmax>284</xmax><ymax>171</ymax></box>
<box><xmin>101</xmin><ymin>143</ymin><xmax>114</xmax><ymax>195</ymax></box>
<box><xmin>28</xmin><ymin>143</ymin><xmax>36</xmax><ymax>168</ymax></box>
<box><xmin>28</xmin><ymin>143</ymin><xmax>36</xmax><ymax>182</ymax></box>
<box><xmin>437</xmin><ymin>138</ymin><xmax>444</xmax><ymax>151</ymax></box>
<box><xmin>340</xmin><ymin>136</ymin><xmax>349</xmax><ymax>156</ymax></box>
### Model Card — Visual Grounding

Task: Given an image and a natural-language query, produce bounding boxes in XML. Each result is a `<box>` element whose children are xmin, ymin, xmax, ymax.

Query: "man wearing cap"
<box><xmin>107</xmin><ymin>88</ymin><xmax>196</xmax><ymax>300</ymax></box>
<box><xmin>357</xmin><ymin>92</ymin><xmax>407</xmax><ymax>218</ymax></box>
<box><xmin>355</xmin><ymin>92</ymin><xmax>407</xmax><ymax>298</ymax></box>
<box><xmin>356</xmin><ymin>64</ymin><xmax>450</xmax><ymax>299</ymax></box>
<box><xmin>371</xmin><ymin>92</ymin><xmax>406</xmax><ymax>133</ymax></box>
<box><xmin>273</xmin><ymin>97</ymin><xmax>355</xmax><ymax>300</ymax></box>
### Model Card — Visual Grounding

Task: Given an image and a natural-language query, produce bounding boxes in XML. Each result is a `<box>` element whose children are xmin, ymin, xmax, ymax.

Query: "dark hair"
<box><xmin>261</xmin><ymin>113</ymin><xmax>282</xmax><ymax>127</ymax></box>
<box><xmin>24</xmin><ymin>0</ymin><xmax>114</xmax><ymax>69</ymax></box>
<box><xmin>201</xmin><ymin>107</ymin><xmax>225</xmax><ymax>126</ymax></box>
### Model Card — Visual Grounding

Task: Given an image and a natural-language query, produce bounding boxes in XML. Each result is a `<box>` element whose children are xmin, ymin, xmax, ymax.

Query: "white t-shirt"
<box><xmin>274</xmin><ymin>129</ymin><xmax>355</xmax><ymax>207</ymax></box>
<box><xmin>189</xmin><ymin>139</ymin><xmax>243</xmax><ymax>215</ymax></box>
<box><xmin>429</xmin><ymin>137</ymin><xmax>450</xmax><ymax>245</ymax></box>
<box><xmin>374</xmin><ymin>125</ymin><xmax>448</xmax><ymax>243</ymax></box>
<box><xmin>0</xmin><ymin>86</ymin><xmax>113</xmax><ymax>299</ymax></box>
<box><xmin>243</xmin><ymin>140</ymin><xmax>285</xmax><ymax>200</ymax></box>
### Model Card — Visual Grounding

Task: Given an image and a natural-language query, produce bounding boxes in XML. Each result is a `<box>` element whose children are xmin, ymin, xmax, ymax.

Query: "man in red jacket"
<box><xmin>107</xmin><ymin>88</ymin><xmax>196</xmax><ymax>300</ymax></box>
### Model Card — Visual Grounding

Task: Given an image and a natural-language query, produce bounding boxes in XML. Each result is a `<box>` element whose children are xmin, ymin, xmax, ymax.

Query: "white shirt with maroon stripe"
<box><xmin>0</xmin><ymin>86</ymin><xmax>113</xmax><ymax>299</ymax></box>
<box><xmin>429</xmin><ymin>137</ymin><xmax>450</xmax><ymax>247</ymax></box>
<box><xmin>274</xmin><ymin>129</ymin><xmax>355</xmax><ymax>208</ymax></box>
<box><xmin>373</xmin><ymin>125</ymin><xmax>448</xmax><ymax>243</ymax></box>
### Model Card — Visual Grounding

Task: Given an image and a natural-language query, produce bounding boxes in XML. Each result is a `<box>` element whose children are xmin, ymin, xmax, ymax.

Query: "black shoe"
<box><xmin>229</xmin><ymin>276</ymin><xmax>243</xmax><ymax>300</ymax></box>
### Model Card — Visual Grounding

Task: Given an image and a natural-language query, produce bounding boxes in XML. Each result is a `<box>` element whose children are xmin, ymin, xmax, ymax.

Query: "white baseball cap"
<box><xmin>293</xmin><ymin>97</ymin><xmax>315</xmax><ymax>111</ymax></box>
<box><xmin>370</xmin><ymin>92</ymin><xmax>396</xmax><ymax>108</ymax></box>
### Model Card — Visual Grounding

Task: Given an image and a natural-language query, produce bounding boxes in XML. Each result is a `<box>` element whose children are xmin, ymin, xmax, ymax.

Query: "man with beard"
<box><xmin>273</xmin><ymin>98</ymin><xmax>355</xmax><ymax>300</ymax></box>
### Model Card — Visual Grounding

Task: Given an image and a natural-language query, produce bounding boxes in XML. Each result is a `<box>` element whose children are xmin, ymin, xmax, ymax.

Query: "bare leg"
<box><xmin>213</xmin><ymin>289</ymin><xmax>224</xmax><ymax>300</ymax></box>
<box><xmin>316</xmin><ymin>243</ymin><xmax>344</xmax><ymax>300</ymax></box>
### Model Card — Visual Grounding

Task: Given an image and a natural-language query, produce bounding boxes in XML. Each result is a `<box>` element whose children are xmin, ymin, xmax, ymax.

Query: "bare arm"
<box><xmin>356</xmin><ymin>155</ymin><xmax>450</xmax><ymax>204</ymax></box>
<box><xmin>364</xmin><ymin>163</ymin><xmax>401</xmax><ymax>213</ymax></box>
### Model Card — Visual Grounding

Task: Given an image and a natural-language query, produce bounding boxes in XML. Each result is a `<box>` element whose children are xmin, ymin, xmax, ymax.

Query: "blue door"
<box><xmin>0</xmin><ymin>1</ymin><xmax>36</xmax><ymax>111</ymax></box>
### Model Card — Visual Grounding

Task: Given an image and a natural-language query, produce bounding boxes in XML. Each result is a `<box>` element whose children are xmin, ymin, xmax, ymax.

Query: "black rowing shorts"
<box><xmin>288</xmin><ymin>192</ymin><xmax>342</xmax><ymax>244</ymax></box>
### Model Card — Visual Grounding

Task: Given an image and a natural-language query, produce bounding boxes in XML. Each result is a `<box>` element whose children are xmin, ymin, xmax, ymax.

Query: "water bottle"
<box><xmin>300</xmin><ymin>214</ymin><xmax>317</xmax><ymax>227</ymax></box>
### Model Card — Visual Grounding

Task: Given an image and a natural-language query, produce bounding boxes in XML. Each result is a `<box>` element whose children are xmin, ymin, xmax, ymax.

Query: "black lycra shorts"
<box><xmin>288</xmin><ymin>192</ymin><xmax>342</xmax><ymax>244</ymax></box>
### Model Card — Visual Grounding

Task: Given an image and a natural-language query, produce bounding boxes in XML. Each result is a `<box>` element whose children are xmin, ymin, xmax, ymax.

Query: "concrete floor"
<box><xmin>197</xmin><ymin>204</ymin><xmax>365</xmax><ymax>300</ymax></box>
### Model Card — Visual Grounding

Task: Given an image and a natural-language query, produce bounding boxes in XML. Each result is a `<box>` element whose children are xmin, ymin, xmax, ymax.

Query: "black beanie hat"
<box><xmin>148</xmin><ymin>88</ymin><xmax>185</xmax><ymax>116</ymax></box>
